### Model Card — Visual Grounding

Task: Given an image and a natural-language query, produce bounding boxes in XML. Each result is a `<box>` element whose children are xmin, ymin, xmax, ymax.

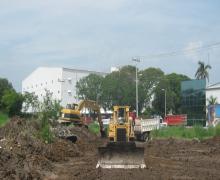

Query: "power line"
<box><xmin>137</xmin><ymin>41</ymin><xmax>220</xmax><ymax>59</ymax></box>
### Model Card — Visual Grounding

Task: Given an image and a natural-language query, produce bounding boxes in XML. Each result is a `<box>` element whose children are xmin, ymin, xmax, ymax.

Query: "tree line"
<box><xmin>76</xmin><ymin>66</ymin><xmax>190</xmax><ymax>117</ymax></box>
<box><xmin>76</xmin><ymin>61</ymin><xmax>212</xmax><ymax>117</ymax></box>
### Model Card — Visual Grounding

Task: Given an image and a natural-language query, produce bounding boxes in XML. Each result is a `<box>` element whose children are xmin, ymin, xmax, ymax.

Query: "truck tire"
<box><xmin>142</xmin><ymin>132</ymin><xmax>150</xmax><ymax>142</ymax></box>
<box><xmin>135</xmin><ymin>134</ymin><xmax>142</xmax><ymax>141</ymax></box>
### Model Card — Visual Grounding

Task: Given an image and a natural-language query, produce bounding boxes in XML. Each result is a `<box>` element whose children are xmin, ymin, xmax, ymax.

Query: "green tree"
<box><xmin>1</xmin><ymin>90</ymin><xmax>23</xmax><ymax>117</ymax></box>
<box><xmin>22</xmin><ymin>92</ymin><xmax>40</xmax><ymax>114</ymax></box>
<box><xmin>38</xmin><ymin>89</ymin><xmax>61</xmax><ymax>121</ymax></box>
<box><xmin>207</xmin><ymin>95</ymin><xmax>218</xmax><ymax>105</ymax></box>
<box><xmin>76</xmin><ymin>74</ymin><xmax>104</xmax><ymax>102</ymax></box>
<box><xmin>195</xmin><ymin>61</ymin><xmax>211</xmax><ymax>82</ymax></box>
<box><xmin>139</xmin><ymin>67</ymin><xmax>164</xmax><ymax>111</ymax></box>
<box><xmin>152</xmin><ymin>73</ymin><xmax>190</xmax><ymax>116</ymax></box>
<box><xmin>101</xmin><ymin>66</ymin><xmax>136</xmax><ymax>110</ymax></box>
<box><xmin>37</xmin><ymin>89</ymin><xmax>61</xmax><ymax>143</ymax></box>
<box><xmin>0</xmin><ymin>78</ymin><xmax>14</xmax><ymax>109</ymax></box>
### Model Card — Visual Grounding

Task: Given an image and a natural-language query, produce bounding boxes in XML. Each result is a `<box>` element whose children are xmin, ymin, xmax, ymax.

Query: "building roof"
<box><xmin>23</xmin><ymin>67</ymin><xmax>108</xmax><ymax>83</ymax></box>
<box><xmin>63</xmin><ymin>67</ymin><xmax>108</xmax><ymax>75</ymax></box>
<box><xmin>206</xmin><ymin>82</ymin><xmax>220</xmax><ymax>90</ymax></box>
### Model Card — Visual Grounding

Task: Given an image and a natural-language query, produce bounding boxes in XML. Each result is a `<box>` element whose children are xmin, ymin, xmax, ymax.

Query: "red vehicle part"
<box><xmin>129</xmin><ymin>112</ymin><xmax>136</xmax><ymax>121</ymax></box>
<box><xmin>164</xmin><ymin>115</ymin><xmax>187</xmax><ymax>126</ymax></box>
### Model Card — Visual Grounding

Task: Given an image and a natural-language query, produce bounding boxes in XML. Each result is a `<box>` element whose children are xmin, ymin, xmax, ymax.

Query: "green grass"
<box><xmin>0</xmin><ymin>112</ymin><xmax>9</xmax><ymax>127</ymax></box>
<box><xmin>152</xmin><ymin>125</ymin><xmax>220</xmax><ymax>140</ymax></box>
<box><xmin>39</xmin><ymin>123</ymin><xmax>54</xmax><ymax>143</ymax></box>
<box><xmin>88</xmin><ymin>122</ymin><xmax>109</xmax><ymax>135</ymax></box>
<box><xmin>88</xmin><ymin>122</ymin><xmax>100</xmax><ymax>134</ymax></box>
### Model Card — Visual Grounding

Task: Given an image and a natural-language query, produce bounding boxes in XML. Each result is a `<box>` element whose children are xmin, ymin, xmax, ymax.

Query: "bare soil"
<box><xmin>1</xmin><ymin>117</ymin><xmax>220</xmax><ymax>180</ymax></box>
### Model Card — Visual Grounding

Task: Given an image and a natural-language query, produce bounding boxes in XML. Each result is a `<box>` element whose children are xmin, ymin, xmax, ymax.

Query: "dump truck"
<box><xmin>96</xmin><ymin>106</ymin><xmax>146</xmax><ymax>169</ymax></box>
<box><xmin>134</xmin><ymin>117</ymin><xmax>160</xmax><ymax>141</ymax></box>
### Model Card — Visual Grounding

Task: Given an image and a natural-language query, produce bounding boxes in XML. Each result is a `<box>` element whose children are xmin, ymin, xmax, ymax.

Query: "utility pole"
<box><xmin>132</xmin><ymin>58</ymin><xmax>140</xmax><ymax>118</ymax></box>
<box><xmin>162</xmin><ymin>89</ymin><xmax>166</xmax><ymax>117</ymax></box>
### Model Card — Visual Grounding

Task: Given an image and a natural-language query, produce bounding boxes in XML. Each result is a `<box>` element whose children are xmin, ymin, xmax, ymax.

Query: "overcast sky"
<box><xmin>0</xmin><ymin>0</ymin><xmax>220</xmax><ymax>91</ymax></box>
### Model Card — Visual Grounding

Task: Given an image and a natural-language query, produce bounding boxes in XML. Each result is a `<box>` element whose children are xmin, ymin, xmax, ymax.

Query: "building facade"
<box><xmin>22</xmin><ymin>67</ymin><xmax>107</xmax><ymax>107</ymax></box>
<box><xmin>206</xmin><ymin>82</ymin><xmax>220</xmax><ymax>106</ymax></box>
<box><xmin>181</xmin><ymin>79</ymin><xmax>206</xmax><ymax>126</ymax></box>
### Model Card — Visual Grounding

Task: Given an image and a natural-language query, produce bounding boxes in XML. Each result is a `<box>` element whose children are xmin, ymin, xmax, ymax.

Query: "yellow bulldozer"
<box><xmin>58</xmin><ymin>100</ymin><xmax>106</xmax><ymax>137</ymax></box>
<box><xmin>96</xmin><ymin>106</ymin><xmax>146</xmax><ymax>169</ymax></box>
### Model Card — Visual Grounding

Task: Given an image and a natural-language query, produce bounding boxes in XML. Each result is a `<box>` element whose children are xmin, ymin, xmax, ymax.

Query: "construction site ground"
<box><xmin>1</xmin><ymin>117</ymin><xmax>220</xmax><ymax>180</ymax></box>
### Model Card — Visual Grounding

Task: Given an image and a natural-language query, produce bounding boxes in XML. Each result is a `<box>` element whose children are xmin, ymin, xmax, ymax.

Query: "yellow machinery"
<box><xmin>96</xmin><ymin>106</ymin><xmax>146</xmax><ymax>169</ymax></box>
<box><xmin>58</xmin><ymin>100</ymin><xmax>106</xmax><ymax>137</ymax></box>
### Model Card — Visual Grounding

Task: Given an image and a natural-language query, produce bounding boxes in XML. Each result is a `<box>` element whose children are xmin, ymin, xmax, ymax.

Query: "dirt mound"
<box><xmin>0</xmin><ymin>117</ymin><xmax>100</xmax><ymax>180</ymax></box>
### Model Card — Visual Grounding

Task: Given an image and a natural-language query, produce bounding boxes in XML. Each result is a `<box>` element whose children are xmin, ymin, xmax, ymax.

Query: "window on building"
<box><xmin>52</xmin><ymin>80</ymin><xmax>53</xmax><ymax>84</ymax></box>
<box><xmin>67</xmin><ymin>90</ymin><xmax>71</xmax><ymax>95</ymax></box>
<box><xmin>68</xmin><ymin>78</ymin><xmax>72</xmax><ymax>83</ymax></box>
<box><xmin>58</xmin><ymin>90</ymin><xmax>60</xmax><ymax>94</ymax></box>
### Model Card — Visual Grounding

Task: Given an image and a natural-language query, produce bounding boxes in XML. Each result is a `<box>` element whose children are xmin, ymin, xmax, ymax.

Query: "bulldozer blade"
<box><xmin>96</xmin><ymin>142</ymin><xmax>146</xmax><ymax>169</ymax></box>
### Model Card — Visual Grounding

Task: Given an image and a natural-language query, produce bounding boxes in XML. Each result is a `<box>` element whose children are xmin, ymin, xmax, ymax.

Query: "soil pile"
<box><xmin>0</xmin><ymin>117</ymin><xmax>100</xmax><ymax>180</ymax></box>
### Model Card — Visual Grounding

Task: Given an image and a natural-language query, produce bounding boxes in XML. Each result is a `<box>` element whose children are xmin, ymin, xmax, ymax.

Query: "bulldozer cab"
<box><xmin>114</xmin><ymin>106</ymin><xmax>129</xmax><ymax>124</ymax></box>
<box><xmin>108</xmin><ymin>106</ymin><xmax>134</xmax><ymax>143</ymax></box>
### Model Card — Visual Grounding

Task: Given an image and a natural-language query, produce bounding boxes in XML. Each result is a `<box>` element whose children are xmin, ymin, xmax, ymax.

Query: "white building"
<box><xmin>206</xmin><ymin>82</ymin><xmax>220</xmax><ymax>106</ymax></box>
<box><xmin>110</xmin><ymin>67</ymin><xmax>119</xmax><ymax>72</ymax></box>
<box><xmin>22</xmin><ymin>67</ymin><xmax>107</xmax><ymax>107</ymax></box>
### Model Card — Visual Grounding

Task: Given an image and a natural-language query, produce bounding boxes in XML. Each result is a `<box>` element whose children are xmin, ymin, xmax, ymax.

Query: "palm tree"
<box><xmin>207</xmin><ymin>95</ymin><xmax>218</xmax><ymax>105</ymax></box>
<box><xmin>195</xmin><ymin>61</ymin><xmax>211</xmax><ymax>82</ymax></box>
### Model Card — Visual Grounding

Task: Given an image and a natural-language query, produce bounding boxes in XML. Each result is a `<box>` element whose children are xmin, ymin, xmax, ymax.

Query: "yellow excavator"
<box><xmin>96</xmin><ymin>106</ymin><xmax>146</xmax><ymax>169</ymax></box>
<box><xmin>58</xmin><ymin>100</ymin><xmax>106</xmax><ymax>137</ymax></box>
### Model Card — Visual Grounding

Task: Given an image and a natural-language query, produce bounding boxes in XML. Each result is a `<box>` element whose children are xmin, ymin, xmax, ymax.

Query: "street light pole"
<box><xmin>132</xmin><ymin>58</ymin><xmax>140</xmax><ymax>118</ymax></box>
<box><xmin>162</xmin><ymin>89</ymin><xmax>166</xmax><ymax>117</ymax></box>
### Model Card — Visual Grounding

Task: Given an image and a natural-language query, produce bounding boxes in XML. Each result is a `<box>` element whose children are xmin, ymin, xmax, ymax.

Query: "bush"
<box><xmin>1</xmin><ymin>90</ymin><xmax>23</xmax><ymax>117</ymax></box>
<box><xmin>37</xmin><ymin>89</ymin><xmax>61</xmax><ymax>143</ymax></box>
<box><xmin>0</xmin><ymin>112</ymin><xmax>8</xmax><ymax>127</ymax></box>
<box><xmin>88</xmin><ymin>122</ymin><xmax>100</xmax><ymax>134</ymax></box>
<box><xmin>39</xmin><ymin>123</ymin><xmax>54</xmax><ymax>143</ymax></box>
<box><xmin>151</xmin><ymin>125</ymin><xmax>219</xmax><ymax>140</ymax></box>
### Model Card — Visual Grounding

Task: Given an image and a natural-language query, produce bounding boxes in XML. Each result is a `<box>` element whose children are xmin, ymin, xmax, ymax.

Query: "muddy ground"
<box><xmin>1</xmin><ymin>118</ymin><xmax>220</xmax><ymax>180</ymax></box>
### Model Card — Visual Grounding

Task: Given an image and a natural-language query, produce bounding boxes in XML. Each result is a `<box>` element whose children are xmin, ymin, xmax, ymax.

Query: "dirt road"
<box><xmin>45</xmin><ymin>137</ymin><xmax>220</xmax><ymax>180</ymax></box>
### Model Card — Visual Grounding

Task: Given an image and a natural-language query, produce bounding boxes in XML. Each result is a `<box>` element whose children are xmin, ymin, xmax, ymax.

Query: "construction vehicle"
<box><xmin>164</xmin><ymin>114</ymin><xmax>187</xmax><ymax>126</ymax></box>
<box><xmin>58</xmin><ymin>100</ymin><xmax>106</xmax><ymax>137</ymax></box>
<box><xmin>134</xmin><ymin>117</ymin><xmax>160</xmax><ymax>141</ymax></box>
<box><xmin>96</xmin><ymin>106</ymin><xmax>146</xmax><ymax>169</ymax></box>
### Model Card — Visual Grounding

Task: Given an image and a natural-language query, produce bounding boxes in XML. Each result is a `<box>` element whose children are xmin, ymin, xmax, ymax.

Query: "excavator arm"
<box><xmin>77</xmin><ymin>100</ymin><xmax>106</xmax><ymax>137</ymax></box>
